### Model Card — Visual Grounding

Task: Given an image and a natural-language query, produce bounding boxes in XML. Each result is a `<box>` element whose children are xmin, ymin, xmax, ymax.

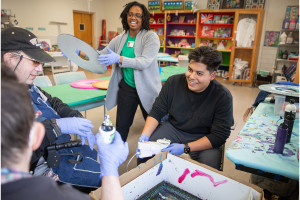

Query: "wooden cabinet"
<box><xmin>229</xmin><ymin>9</ymin><xmax>264</xmax><ymax>85</ymax></box>
<box><xmin>196</xmin><ymin>9</ymin><xmax>235</xmax><ymax>79</ymax></box>
<box><xmin>150</xmin><ymin>11</ymin><xmax>165</xmax><ymax>52</ymax></box>
<box><xmin>148</xmin><ymin>9</ymin><xmax>264</xmax><ymax>85</ymax></box>
<box><xmin>164</xmin><ymin>10</ymin><xmax>197</xmax><ymax>56</ymax></box>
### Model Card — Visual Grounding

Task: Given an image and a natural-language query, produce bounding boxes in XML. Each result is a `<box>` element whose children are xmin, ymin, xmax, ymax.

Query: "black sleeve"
<box><xmin>30</xmin><ymin>120</ymin><xmax>59</xmax><ymax>171</ymax></box>
<box><xmin>38</xmin><ymin>86</ymin><xmax>83</xmax><ymax>118</ymax></box>
<box><xmin>206</xmin><ymin>89</ymin><xmax>234</xmax><ymax>148</ymax></box>
<box><xmin>30</xmin><ymin>87</ymin><xmax>83</xmax><ymax>171</ymax></box>
<box><xmin>149</xmin><ymin>76</ymin><xmax>173</xmax><ymax>121</ymax></box>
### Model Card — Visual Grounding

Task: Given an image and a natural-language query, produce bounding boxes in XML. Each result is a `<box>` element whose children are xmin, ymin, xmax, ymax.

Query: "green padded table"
<box><xmin>42</xmin><ymin>66</ymin><xmax>187</xmax><ymax>111</ymax></box>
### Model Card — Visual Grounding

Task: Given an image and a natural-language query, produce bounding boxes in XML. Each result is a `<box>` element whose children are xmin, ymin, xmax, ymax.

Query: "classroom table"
<box><xmin>157</xmin><ymin>54</ymin><xmax>179</xmax><ymax>67</ymax></box>
<box><xmin>42</xmin><ymin>66</ymin><xmax>187</xmax><ymax>111</ymax></box>
<box><xmin>225</xmin><ymin>102</ymin><xmax>299</xmax><ymax>181</ymax></box>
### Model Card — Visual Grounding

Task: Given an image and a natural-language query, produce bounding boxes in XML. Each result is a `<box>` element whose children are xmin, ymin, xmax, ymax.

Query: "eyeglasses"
<box><xmin>12</xmin><ymin>52</ymin><xmax>42</xmax><ymax>66</ymax></box>
<box><xmin>127</xmin><ymin>12</ymin><xmax>143</xmax><ymax>19</ymax></box>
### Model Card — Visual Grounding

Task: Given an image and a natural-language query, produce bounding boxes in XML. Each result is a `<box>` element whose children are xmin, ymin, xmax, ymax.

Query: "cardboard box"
<box><xmin>148</xmin><ymin>0</ymin><xmax>162</xmax><ymax>12</ymax></box>
<box><xmin>90</xmin><ymin>152</ymin><xmax>263</xmax><ymax>200</ymax></box>
<box><xmin>163</xmin><ymin>0</ymin><xmax>183</xmax><ymax>10</ymax></box>
<box><xmin>184</xmin><ymin>0</ymin><xmax>194</xmax><ymax>10</ymax></box>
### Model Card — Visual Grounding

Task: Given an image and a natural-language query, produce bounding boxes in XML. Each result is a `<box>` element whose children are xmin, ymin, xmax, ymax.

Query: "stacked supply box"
<box><xmin>163</xmin><ymin>0</ymin><xmax>183</xmax><ymax>10</ymax></box>
<box><xmin>148</xmin><ymin>0</ymin><xmax>162</xmax><ymax>11</ymax></box>
<box><xmin>184</xmin><ymin>0</ymin><xmax>194</xmax><ymax>10</ymax></box>
<box><xmin>90</xmin><ymin>152</ymin><xmax>264</xmax><ymax>200</ymax></box>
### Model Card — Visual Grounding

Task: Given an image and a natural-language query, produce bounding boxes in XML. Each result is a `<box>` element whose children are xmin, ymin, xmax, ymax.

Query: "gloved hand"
<box><xmin>61</xmin><ymin>50</ymin><xmax>80</xmax><ymax>60</ymax></box>
<box><xmin>161</xmin><ymin>143</ymin><xmax>184</xmax><ymax>155</ymax></box>
<box><xmin>96</xmin><ymin>131</ymin><xmax>129</xmax><ymax>177</ymax></box>
<box><xmin>98</xmin><ymin>47</ymin><xmax>120</xmax><ymax>68</ymax></box>
<box><xmin>136</xmin><ymin>134</ymin><xmax>150</xmax><ymax>158</ymax></box>
<box><xmin>79</xmin><ymin>130</ymin><xmax>96</xmax><ymax>150</ymax></box>
<box><xmin>56</xmin><ymin>117</ymin><xmax>95</xmax><ymax>150</ymax></box>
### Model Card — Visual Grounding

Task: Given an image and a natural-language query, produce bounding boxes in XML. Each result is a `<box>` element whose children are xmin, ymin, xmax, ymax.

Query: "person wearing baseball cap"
<box><xmin>1</xmin><ymin>27</ymin><xmax>100</xmax><ymax>189</ymax></box>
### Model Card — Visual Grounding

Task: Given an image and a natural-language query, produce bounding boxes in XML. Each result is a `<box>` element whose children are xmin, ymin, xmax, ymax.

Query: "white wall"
<box><xmin>257</xmin><ymin>0</ymin><xmax>299</xmax><ymax>72</ymax></box>
<box><xmin>2</xmin><ymin>0</ymin><xmax>298</xmax><ymax>72</ymax></box>
<box><xmin>2</xmin><ymin>0</ymin><xmax>105</xmax><ymax>48</ymax></box>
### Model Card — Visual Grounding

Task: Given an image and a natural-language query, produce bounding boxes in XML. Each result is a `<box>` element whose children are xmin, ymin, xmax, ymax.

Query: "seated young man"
<box><xmin>1</xmin><ymin>65</ymin><xmax>128</xmax><ymax>200</ymax></box>
<box><xmin>137</xmin><ymin>46</ymin><xmax>234</xmax><ymax>170</ymax></box>
<box><xmin>1</xmin><ymin>27</ymin><xmax>98</xmax><ymax>186</ymax></box>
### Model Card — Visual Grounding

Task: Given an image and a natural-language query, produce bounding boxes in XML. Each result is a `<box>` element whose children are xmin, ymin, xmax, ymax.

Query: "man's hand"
<box><xmin>136</xmin><ymin>134</ymin><xmax>150</xmax><ymax>158</ymax></box>
<box><xmin>98</xmin><ymin>47</ymin><xmax>120</xmax><ymax>68</ymax></box>
<box><xmin>161</xmin><ymin>143</ymin><xmax>184</xmax><ymax>155</ymax></box>
<box><xmin>56</xmin><ymin>117</ymin><xmax>95</xmax><ymax>150</ymax></box>
<box><xmin>96</xmin><ymin>131</ymin><xmax>129</xmax><ymax>177</ymax></box>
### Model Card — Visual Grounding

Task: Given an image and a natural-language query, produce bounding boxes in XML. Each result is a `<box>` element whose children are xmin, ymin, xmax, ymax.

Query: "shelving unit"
<box><xmin>164</xmin><ymin>10</ymin><xmax>197</xmax><ymax>56</ymax></box>
<box><xmin>274</xmin><ymin>29</ymin><xmax>299</xmax><ymax>81</ymax></box>
<box><xmin>150</xmin><ymin>11</ymin><xmax>165</xmax><ymax>52</ymax></box>
<box><xmin>196</xmin><ymin>10</ymin><xmax>235</xmax><ymax>80</ymax></box>
<box><xmin>228</xmin><ymin>9</ymin><xmax>264</xmax><ymax>85</ymax></box>
<box><xmin>147</xmin><ymin>8</ymin><xmax>264</xmax><ymax>84</ymax></box>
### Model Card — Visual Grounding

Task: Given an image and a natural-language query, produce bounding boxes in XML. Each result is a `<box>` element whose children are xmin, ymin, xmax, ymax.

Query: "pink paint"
<box><xmin>191</xmin><ymin>170</ymin><xmax>228</xmax><ymax>187</ymax></box>
<box><xmin>178</xmin><ymin>168</ymin><xmax>190</xmax><ymax>183</ymax></box>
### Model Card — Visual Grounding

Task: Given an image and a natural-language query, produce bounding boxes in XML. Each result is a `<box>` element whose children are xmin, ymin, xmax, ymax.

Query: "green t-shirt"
<box><xmin>121</xmin><ymin>35</ymin><xmax>136</xmax><ymax>88</ymax></box>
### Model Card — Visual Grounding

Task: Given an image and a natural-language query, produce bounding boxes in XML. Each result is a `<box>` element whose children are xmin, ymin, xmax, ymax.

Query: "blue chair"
<box><xmin>33</xmin><ymin>75</ymin><xmax>53</xmax><ymax>87</ymax></box>
<box><xmin>53</xmin><ymin>71</ymin><xmax>87</xmax><ymax>85</ymax></box>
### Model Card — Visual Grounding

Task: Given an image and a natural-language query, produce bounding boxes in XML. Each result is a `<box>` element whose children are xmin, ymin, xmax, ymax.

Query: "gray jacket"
<box><xmin>99</xmin><ymin>30</ymin><xmax>162</xmax><ymax>113</ymax></box>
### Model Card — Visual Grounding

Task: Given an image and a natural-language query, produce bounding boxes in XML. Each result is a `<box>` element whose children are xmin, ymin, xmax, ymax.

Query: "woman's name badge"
<box><xmin>127</xmin><ymin>41</ymin><xmax>134</xmax><ymax>47</ymax></box>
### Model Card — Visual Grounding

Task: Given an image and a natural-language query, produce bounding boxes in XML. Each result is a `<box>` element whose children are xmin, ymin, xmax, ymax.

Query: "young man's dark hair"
<box><xmin>188</xmin><ymin>46</ymin><xmax>222</xmax><ymax>73</ymax></box>
<box><xmin>1</xmin><ymin>65</ymin><xmax>35</xmax><ymax>167</ymax></box>
<box><xmin>120</xmin><ymin>1</ymin><xmax>150</xmax><ymax>32</ymax></box>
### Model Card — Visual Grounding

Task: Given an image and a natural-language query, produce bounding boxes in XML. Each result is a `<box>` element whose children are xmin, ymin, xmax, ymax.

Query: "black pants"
<box><xmin>137</xmin><ymin>121</ymin><xmax>223</xmax><ymax>170</ymax></box>
<box><xmin>116</xmin><ymin>79</ymin><xmax>148</xmax><ymax>141</ymax></box>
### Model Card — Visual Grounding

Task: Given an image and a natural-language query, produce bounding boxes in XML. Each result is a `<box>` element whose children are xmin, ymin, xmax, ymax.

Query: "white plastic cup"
<box><xmin>274</xmin><ymin>94</ymin><xmax>286</xmax><ymax>116</ymax></box>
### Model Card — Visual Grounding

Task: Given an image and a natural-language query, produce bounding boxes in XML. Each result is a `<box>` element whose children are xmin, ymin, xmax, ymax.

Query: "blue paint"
<box><xmin>154</xmin><ymin>158</ymin><xmax>157</xmax><ymax>164</ymax></box>
<box><xmin>159</xmin><ymin>154</ymin><xmax>162</xmax><ymax>161</ymax></box>
<box><xmin>138</xmin><ymin>166</ymin><xmax>141</xmax><ymax>171</ymax></box>
<box><xmin>156</xmin><ymin>162</ymin><xmax>163</xmax><ymax>176</ymax></box>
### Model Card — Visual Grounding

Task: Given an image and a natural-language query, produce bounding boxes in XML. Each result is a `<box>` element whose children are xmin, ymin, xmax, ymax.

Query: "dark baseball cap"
<box><xmin>1</xmin><ymin>27</ymin><xmax>55</xmax><ymax>63</ymax></box>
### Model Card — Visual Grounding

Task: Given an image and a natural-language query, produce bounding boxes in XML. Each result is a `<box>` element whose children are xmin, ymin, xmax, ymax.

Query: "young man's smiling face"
<box><xmin>185</xmin><ymin>60</ymin><xmax>216</xmax><ymax>93</ymax></box>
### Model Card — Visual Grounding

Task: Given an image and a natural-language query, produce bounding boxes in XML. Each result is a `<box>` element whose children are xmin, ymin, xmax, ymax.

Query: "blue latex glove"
<box><xmin>97</xmin><ymin>47</ymin><xmax>120</xmax><ymax>68</ymax></box>
<box><xmin>136</xmin><ymin>134</ymin><xmax>150</xmax><ymax>158</ymax></box>
<box><xmin>96</xmin><ymin>131</ymin><xmax>129</xmax><ymax>177</ymax></box>
<box><xmin>61</xmin><ymin>50</ymin><xmax>80</xmax><ymax>60</ymax></box>
<box><xmin>79</xmin><ymin>130</ymin><xmax>96</xmax><ymax>150</ymax></box>
<box><xmin>56</xmin><ymin>117</ymin><xmax>95</xmax><ymax>150</ymax></box>
<box><xmin>161</xmin><ymin>143</ymin><xmax>184</xmax><ymax>155</ymax></box>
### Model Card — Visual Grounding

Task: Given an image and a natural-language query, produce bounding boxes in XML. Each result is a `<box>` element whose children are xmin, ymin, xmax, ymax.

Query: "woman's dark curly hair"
<box><xmin>120</xmin><ymin>1</ymin><xmax>150</xmax><ymax>32</ymax></box>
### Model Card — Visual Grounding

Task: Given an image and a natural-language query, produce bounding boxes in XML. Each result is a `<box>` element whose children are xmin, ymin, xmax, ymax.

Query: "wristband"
<box><xmin>184</xmin><ymin>144</ymin><xmax>190</xmax><ymax>154</ymax></box>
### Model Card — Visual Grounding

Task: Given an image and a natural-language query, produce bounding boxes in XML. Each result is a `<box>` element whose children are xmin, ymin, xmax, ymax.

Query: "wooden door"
<box><xmin>73</xmin><ymin>11</ymin><xmax>94</xmax><ymax>47</ymax></box>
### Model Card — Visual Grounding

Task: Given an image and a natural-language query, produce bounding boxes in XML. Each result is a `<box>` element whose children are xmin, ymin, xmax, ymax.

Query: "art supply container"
<box><xmin>99</xmin><ymin>115</ymin><xmax>115</xmax><ymax>144</ymax></box>
<box><xmin>273</xmin><ymin>123</ymin><xmax>288</xmax><ymax>154</ymax></box>
<box><xmin>274</xmin><ymin>94</ymin><xmax>285</xmax><ymax>116</ymax></box>
<box><xmin>284</xmin><ymin>99</ymin><xmax>296</xmax><ymax>143</ymax></box>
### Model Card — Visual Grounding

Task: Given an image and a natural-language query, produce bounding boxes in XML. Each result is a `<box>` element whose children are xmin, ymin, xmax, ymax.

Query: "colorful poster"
<box><xmin>264</xmin><ymin>31</ymin><xmax>280</xmax><ymax>47</ymax></box>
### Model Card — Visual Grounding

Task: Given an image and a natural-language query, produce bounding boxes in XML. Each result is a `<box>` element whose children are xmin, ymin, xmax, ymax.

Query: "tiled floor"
<box><xmin>44</xmin><ymin>66</ymin><xmax>260</xmax><ymax>185</ymax></box>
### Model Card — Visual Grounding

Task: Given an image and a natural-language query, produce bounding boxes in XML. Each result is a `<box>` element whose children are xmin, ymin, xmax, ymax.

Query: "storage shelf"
<box><xmin>168</xmin><ymin>23</ymin><xmax>196</xmax><ymax>25</ymax></box>
<box><xmin>218</xmin><ymin>50</ymin><xmax>231</xmax><ymax>52</ymax></box>
<box><xmin>150</xmin><ymin>23</ymin><xmax>164</xmax><ymax>26</ymax></box>
<box><xmin>166</xmin><ymin>46</ymin><xmax>194</xmax><ymax>49</ymax></box>
<box><xmin>199</xmin><ymin>36</ymin><xmax>232</xmax><ymax>40</ymax></box>
<box><xmin>167</xmin><ymin>35</ymin><xmax>195</xmax><ymax>38</ymax></box>
<box><xmin>200</xmin><ymin>23</ymin><xmax>234</xmax><ymax>26</ymax></box>
<box><xmin>281</xmin><ymin>29</ymin><xmax>299</xmax><ymax>32</ymax></box>
<box><xmin>276</xmin><ymin>59</ymin><xmax>298</xmax><ymax>62</ymax></box>
<box><xmin>235</xmin><ymin>47</ymin><xmax>254</xmax><ymax>50</ymax></box>
<box><xmin>278</xmin><ymin>44</ymin><xmax>299</xmax><ymax>47</ymax></box>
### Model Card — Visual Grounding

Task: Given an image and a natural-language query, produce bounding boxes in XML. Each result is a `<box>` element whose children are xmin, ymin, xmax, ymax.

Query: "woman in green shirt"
<box><xmin>98</xmin><ymin>1</ymin><xmax>161</xmax><ymax>141</ymax></box>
